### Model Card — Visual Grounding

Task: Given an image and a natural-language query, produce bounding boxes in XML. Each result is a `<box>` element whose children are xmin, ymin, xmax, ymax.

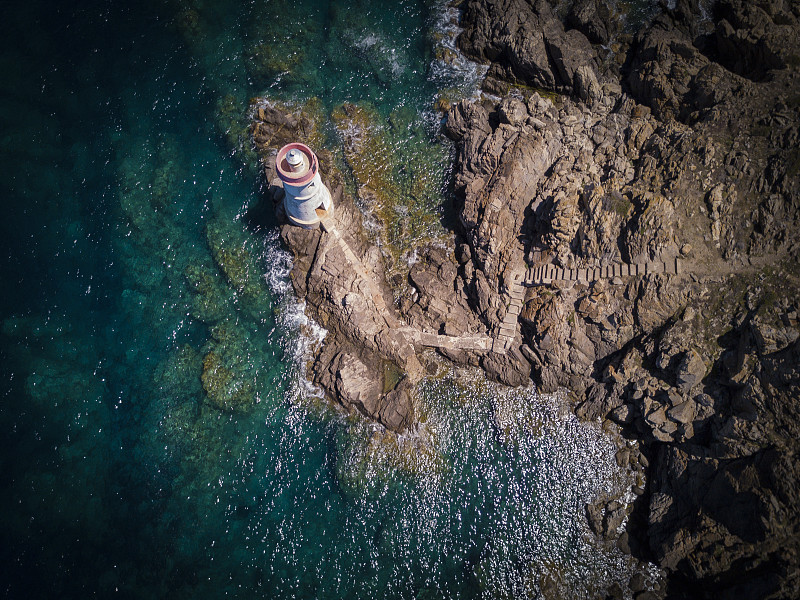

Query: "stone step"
<box><xmin>666</xmin><ymin>257</ymin><xmax>680</xmax><ymax>275</ymax></box>
<box><xmin>517</xmin><ymin>257</ymin><xmax>682</xmax><ymax>287</ymax></box>
<box><xmin>508</xmin><ymin>286</ymin><xmax>525</xmax><ymax>300</ymax></box>
<box><xmin>499</xmin><ymin>324</ymin><xmax>516</xmax><ymax>337</ymax></box>
<box><xmin>502</xmin><ymin>318</ymin><xmax>517</xmax><ymax>329</ymax></box>
<box><xmin>647</xmin><ymin>261</ymin><xmax>664</xmax><ymax>274</ymax></box>
<box><xmin>492</xmin><ymin>336</ymin><xmax>509</xmax><ymax>353</ymax></box>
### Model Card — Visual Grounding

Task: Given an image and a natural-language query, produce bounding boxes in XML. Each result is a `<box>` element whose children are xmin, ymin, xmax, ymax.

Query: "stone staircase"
<box><xmin>524</xmin><ymin>257</ymin><xmax>683</xmax><ymax>285</ymax></box>
<box><xmin>493</xmin><ymin>272</ymin><xmax>525</xmax><ymax>354</ymax></box>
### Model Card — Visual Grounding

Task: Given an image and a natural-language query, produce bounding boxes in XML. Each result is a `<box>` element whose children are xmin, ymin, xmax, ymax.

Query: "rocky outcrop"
<box><xmin>250</xmin><ymin>101</ymin><xmax>493</xmax><ymax>431</ymax></box>
<box><xmin>250</xmin><ymin>0</ymin><xmax>800</xmax><ymax>595</ymax></box>
<box><xmin>276</xmin><ymin>190</ymin><xmax>422</xmax><ymax>432</ymax></box>
<box><xmin>248</xmin><ymin>102</ymin><xmax>414</xmax><ymax>431</ymax></box>
<box><xmin>713</xmin><ymin>0</ymin><xmax>800</xmax><ymax>80</ymax></box>
<box><xmin>457</xmin><ymin>0</ymin><xmax>601</xmax><ymax>95</ymax></box>
<box><xmin>448</xmin><ymin>0</ymin><xmax>800</xmax><ymax>597</ymax></box>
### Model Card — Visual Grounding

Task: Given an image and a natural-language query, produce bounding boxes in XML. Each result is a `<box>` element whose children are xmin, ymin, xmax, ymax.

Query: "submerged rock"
<box><xmin>201</xmin><ymin>349</ymin><xmax>253</xmax><ymax>412</ymax></box>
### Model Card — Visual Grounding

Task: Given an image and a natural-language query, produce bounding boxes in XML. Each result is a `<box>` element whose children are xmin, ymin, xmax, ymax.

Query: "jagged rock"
<box><xmin>457</xmin><ymin>0</ymin><xmax>598</xmax><ymax>94</ymax></box>
<box><xmin>566</xmin><ymin>0</ymin><xmax>619</xmax><ymax>45</ymax></box>
<box><xmin>625</xmin><ymin>9</ymin><xmax>748</xmax><ymax>122</ymax></box>
<box><xmin>667</xmin><ymin>399</ymin><xmax>696</xmax><ymax>424</ymax></box>
<box><xmin>629</xmin><ymin>572</ymin><xmax>647</xmax><ymax>593</ymax></box>
<box><xmin>578</xmin><ymin>379</ymin><xmax>624</xmax><ymax>420</ymax></box>
<box><xmin>573</xmin><ymin>64</ymin><xmax>602</xmax><ymax>103</ymax></box>
<box><xmin>586</xmin><ymin>497</ymin><xmax>627</xmax><ymax>539</ymax></box>
<box><xmin>320</xmin><ymin>346</ymin><xmax>416</xmax><ymax>432</ymax></box>
<box><xmin>498</xmin><ymin>96</ymin><xmax>528</xmax><ymax>126</ymax></box>
<box><xmin>605</xmin><ymin>501</ymin><xmax>627</xmax><ymax>536</ymax></box>
<box><xmin>751</xmin><ymin>318</ymin><xmax>799</xmax><ymax>354</ymax></box>
<box><xmin>481</xmin><ymin>348</ymin><xmax>530</xmax><ymax>388</ymax></box>
<box><xmin>335</xmin><ymin>352</ymin><xmax>383</xmax><ymax>414</ymax></box>
<box><xmin>644</xmin><ymin>404</ymin><xmax>667</xmax><ymax>429</ymax></box>
<box><xmin>617</xmin><ymin>531</ymin><xmax>631</xmax><ymax>554</ymax></box>
<box><xmin>615</xmin><ymin>447</ymin><xmax>631</xmax><ymax>468</ymax></box>
<box><xmin>379</xmin><ymin>379</ymin><xmax>415</xmax><ymax>432</ymax></box>
<box><xmin>714</xmin><ymin>0</ymin><xmax>799</xmax><ymax>80</ymax></box>
<box><xmin>648</xmin><ymin>445</ymin><xmax>797</xmax><ymax>590</ymax></box>
<box><xmin>676</xmin><ymin>349</ymin><xmax>706</xmax><ymax>392</ymax></box>
<box><xmin>611</xmin><ymin>401</ymin><xmax>636</xmax><ymax>425</ymax></box>
<box><xmin>586</xmin><ymin>500</ymin><xmax>605</xmax><ymax>536</ymax></box>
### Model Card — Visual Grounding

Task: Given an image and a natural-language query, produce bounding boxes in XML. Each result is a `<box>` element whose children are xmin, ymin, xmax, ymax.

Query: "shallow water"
<box><xmin>1</xmin><ymin>1</ymin><xmax>647</xmax><ymax>598</ymax></box>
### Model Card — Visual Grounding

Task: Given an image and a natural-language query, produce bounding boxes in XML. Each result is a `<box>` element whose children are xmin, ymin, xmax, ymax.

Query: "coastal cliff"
<box><xmin>449</xmin><ymin>1</ymin><xmax>800</xmax><ymax>597</ymax></box>
<box><xmin>251</xmin><ymin>0</ymin><xmax>800</xmax><ymax>597</ymax></box>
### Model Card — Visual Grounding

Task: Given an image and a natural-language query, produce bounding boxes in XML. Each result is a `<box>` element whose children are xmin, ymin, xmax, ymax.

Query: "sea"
<box><xmin>0</xmin><ymin>1</ymin><xmax>654</xmax><ymax>598</ymax></box>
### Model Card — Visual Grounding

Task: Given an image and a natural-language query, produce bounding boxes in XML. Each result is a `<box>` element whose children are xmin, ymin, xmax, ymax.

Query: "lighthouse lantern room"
<box><xmin>276</xmin><ymin>143</ymin><xmax>333</xmax><ymax>229</ymax></box>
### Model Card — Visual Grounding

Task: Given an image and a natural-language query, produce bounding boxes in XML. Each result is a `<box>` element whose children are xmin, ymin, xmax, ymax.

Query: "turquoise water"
<box><xmin>0</xmin><ymin>1</ymin><xmax>638</xmax><ymax>598</ymax></box>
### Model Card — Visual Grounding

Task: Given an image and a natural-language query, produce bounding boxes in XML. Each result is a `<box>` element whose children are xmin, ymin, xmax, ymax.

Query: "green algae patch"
<box><xmin>204</xmin><ymin>212</ymin><xmax>276</xmax><ymax>320</ymax></box>
<box><xmin>199</xmin><ymin>318</ymin><xmax>272</xmax><ymax>413</ymax></box>
<box><xmin>216</xmin><ymin>94</ymin><xmax>259</xmax><ymax>170</ymax></box>
<box><xmin>382</xmin><ymin>360</ymin><xmax>405</xmax><ymax>395</ymax></box>
<box><xmin>184</xmin><ymin>263</ymin><xmax>231</xmax><ymax>323</ymax></box>
<box><xmin>154</xmin><ymin>343</ymin><xmax>204</xmax><ymax>403</ymax></box>
<box><xmin>331</xmin><ymin>101</ymin><xmax>452</xmax><ymax>278</ymax></box>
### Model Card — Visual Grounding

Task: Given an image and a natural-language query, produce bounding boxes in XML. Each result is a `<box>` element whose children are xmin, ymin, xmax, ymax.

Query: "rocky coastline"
<box><xmin>250</xmin><ymin>0</ymin><xmax>800</xmax><ymax>597</ymax></box>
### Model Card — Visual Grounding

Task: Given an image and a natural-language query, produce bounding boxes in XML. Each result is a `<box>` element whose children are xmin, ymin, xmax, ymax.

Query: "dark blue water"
<box><xmin>0</xmin><ymin>1</ymin><xmax>642</xmax><ymax>598</ymax></box>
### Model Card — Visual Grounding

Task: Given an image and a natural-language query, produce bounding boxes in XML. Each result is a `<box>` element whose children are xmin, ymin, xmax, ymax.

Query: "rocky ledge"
<box><xmin>251</xmin><ymin>0</ymin><xmax>800</xmax><ymax>597</ymax></box>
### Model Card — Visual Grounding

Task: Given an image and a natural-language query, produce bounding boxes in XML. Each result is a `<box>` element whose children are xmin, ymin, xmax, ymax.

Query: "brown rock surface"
<box><xmin>447</xmin><ymin>0</ymin><xmax>800</xmax><ymax>596</ymax></box>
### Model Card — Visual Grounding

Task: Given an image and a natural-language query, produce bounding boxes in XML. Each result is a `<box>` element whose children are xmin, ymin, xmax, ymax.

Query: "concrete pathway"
<box><xmin>321</xmin><ymin>218</ymin><xmax>493</xmax><ymax>355</ymax></box>
<box><xmin>319</xmin><ymin>216</ymin><xmax>683</xmax><ymax>358</ymax></box>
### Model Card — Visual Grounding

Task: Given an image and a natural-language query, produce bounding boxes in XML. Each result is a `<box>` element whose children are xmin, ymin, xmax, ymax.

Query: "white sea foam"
<box><xmin>354</xmin><ymin>31</ymin><xmax>406</xmax><ymax>79</ymax></box>
<box><xmin>370</xmin><ymin>365</ymin><xmax>656</xmax><ymax>598</ymax></box>
<box><xmin>261</xmin><ymin>229</ymin><xmax>327</xmax><ymax>404</ymax></box>
<box><xmin>427</xmin><ymin>1</ymin><xmax>488</xmax><ymax>97</ymax></box>
<box><xmin>355</xmin><ymin>33</ymin><xmax>380</xmax><ymax>50</ymax></box>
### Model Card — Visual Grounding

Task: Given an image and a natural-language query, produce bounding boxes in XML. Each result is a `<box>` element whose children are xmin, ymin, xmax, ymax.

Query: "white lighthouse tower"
<box><xmin>276</xmin><ymin>143</ymin><xmax>334</xmax><ymax>229</ymax></box>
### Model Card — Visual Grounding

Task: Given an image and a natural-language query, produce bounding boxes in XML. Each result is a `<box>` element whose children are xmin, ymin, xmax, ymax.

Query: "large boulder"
<box><xmin>647</xmin><ymin>445</ymin><xmax>798</xmax><ymax>595</ymax></box>
<box><xmin>457</xmin><ymin>0</ymin><xmax>599</xmax><ymax>95</ymax></box>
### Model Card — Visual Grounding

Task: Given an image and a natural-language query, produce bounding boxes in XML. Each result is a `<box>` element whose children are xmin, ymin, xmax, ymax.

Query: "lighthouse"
<box><xmin>276</xmin><ymin>143</ymin><xmax>334</xmax><ymax>229</ymax></box>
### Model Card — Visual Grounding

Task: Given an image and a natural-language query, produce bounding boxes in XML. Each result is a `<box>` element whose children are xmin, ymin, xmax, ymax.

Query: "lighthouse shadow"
<box><xmin>244</xmin><ymin>179</ymin><xmax>283</xmax><ymax>234</ymax></box>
